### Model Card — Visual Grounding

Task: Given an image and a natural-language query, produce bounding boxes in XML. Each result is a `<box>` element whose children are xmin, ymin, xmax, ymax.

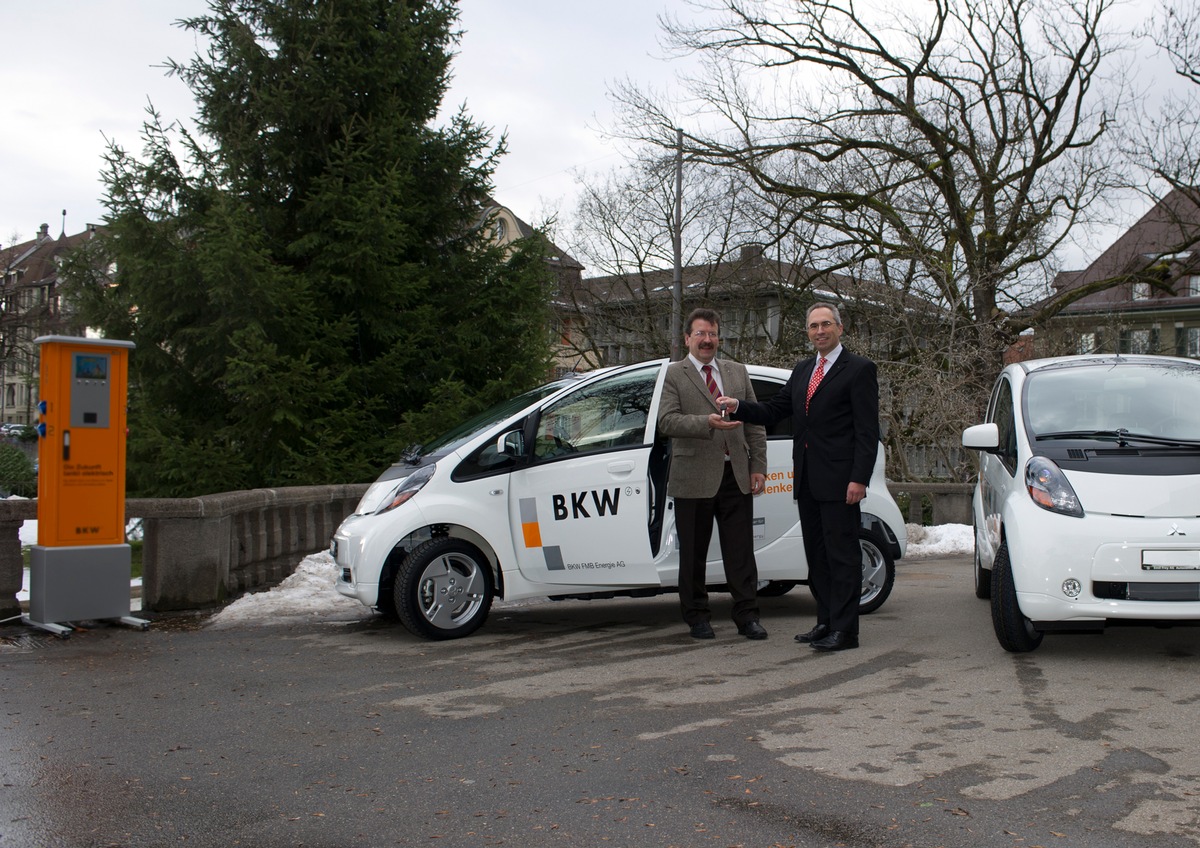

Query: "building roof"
<box><xmin>478</xmin><ymin>201</ymin><xmax>583</xmax><ymax>271</ymax></box>
<box><xmin>3</xmin><ymin>222</ymin><xmax>105</xmax><ymax>289</ymax></box>
<box><xmin>1049</xmin><ymin>190</ymin><xmax>1200</xmax><ymax>316</ymax></box>
<box><xmin>568</xmin><ymin>244</ymin><xmax>925</xmax><ymax>314</ymax></box>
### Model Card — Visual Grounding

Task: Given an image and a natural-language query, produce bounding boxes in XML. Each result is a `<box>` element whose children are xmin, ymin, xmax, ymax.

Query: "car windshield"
<box><xmin>1025</xmin><ymin>362</ymin><xmax>1200</xmax><ymax>443</ymax></box>
<box><xmin>416</xmin><ymin>378</ymin><xmax>578</xmax><ymax>458</ymax></box>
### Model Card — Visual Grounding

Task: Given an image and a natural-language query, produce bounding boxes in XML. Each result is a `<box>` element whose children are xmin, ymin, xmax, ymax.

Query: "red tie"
<box><xmin>703</xmin><ymin>364</ymin><xmax>730</xmax><ymax>456</ymax></box>
<box><xmin>702</xmin><ymin>364</ymin><xmax>719</xmax><ymax>400</ymax></box>
<box><xmin>806</xmin><ymin>357</ymin><xmax>827</xmax><ymax>411</ymax></box>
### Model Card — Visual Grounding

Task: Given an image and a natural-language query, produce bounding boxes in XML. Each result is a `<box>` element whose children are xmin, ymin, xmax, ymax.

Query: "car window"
<box><xmin>425</xmin><ymin>379</ymin><xmax>574</xmax><ymax>458</ymax></box>
<box><xmin>1024</xmin><ymin>363</ymin><xmax>1200</xmax><ymax>440</ymax></box>
<box><xmin>450</xmin><ymin>379</ymin><xmax>582</xmax><ymax>481</ymax></box>
<box><xmin>749</xmin><ymin>377</ymin><xmax>793</xmax><ymax>437</ymax></box>
<box><xmin>988</xmin><ymin>376</ymin><xmax>1018</xmax><ymax>475</ymax></box>
<box><xmin>533</xmin><ymin>367</ymin><xmax>658</xmax><ymax>460</ymax></box>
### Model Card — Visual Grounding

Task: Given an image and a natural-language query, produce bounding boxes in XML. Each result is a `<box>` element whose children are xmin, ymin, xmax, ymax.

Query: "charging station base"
<box><xmin>24</xmin><ymin>544</ymin><xmax>149</xmax><ymax>638</ymax></box>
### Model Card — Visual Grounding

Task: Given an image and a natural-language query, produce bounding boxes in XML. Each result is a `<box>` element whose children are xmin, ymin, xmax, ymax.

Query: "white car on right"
<box><xmin>963</xmin><ymin>354</ymin><xmax>1200</xmax><ymax>652</ymax></box>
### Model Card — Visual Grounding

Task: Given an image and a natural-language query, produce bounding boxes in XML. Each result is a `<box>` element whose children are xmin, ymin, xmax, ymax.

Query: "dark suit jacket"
<box><xmin>658</xmin><ymin>358</ymin><xmax>767</xmax><ymax>499</ymax></box>
<box><xmin>733</xmin><ymin>348</ymin><xmax>879</xmax><ymax>501</ymax></box>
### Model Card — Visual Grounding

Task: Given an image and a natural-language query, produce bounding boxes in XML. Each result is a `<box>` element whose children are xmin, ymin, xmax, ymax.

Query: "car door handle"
<box><xmin>607</xmin><ymin>460</ymin><xmax>635</xmax><ymax>474</ymax></box>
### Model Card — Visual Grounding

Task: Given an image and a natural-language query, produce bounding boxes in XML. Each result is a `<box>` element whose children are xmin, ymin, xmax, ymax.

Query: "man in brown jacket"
<box><xmin>658</xmin><ymin>308</ymin><xmax>768</xmax><ymax>640</ymax></box>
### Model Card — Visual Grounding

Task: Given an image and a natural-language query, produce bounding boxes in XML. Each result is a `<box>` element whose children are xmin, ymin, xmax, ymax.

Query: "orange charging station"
<box><xmin>24</xmin><ymin>336</ymin><xmax>148</xmax><ymax>636</ymax></box>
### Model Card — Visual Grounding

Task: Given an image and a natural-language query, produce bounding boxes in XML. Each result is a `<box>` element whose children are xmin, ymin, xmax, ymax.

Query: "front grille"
<box><xmin>341</xmin><ymin>568</ymin><xmax>352</xmax><ymax>583</ymax></box>
<box><xmin>1094</xmin><ymin>581</ymin><xmax>1200</xmax><ymax>601</ymax></box>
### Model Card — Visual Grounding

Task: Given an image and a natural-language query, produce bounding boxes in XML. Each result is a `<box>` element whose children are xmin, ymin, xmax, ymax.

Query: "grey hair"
<box><xmin>806</xmin><ymin>301</ymin><xmax>842</xmax><ymax>326</ymax></box>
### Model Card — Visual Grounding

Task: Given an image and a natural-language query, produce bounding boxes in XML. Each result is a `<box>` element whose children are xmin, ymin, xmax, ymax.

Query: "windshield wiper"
<box><xmin>1038</xmin><ymin>428</ymin><xmax>1200</xmax><ymax>448</ymax></box>
<box><xmin>400</xmin><ymin>443</ymin><xmax>424</xmax><ymax>465</ymax></box>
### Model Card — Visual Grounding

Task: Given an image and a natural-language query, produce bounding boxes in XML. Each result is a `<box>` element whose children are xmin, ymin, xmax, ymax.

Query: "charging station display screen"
<box><xmin>75</xmin><ymin>355</ymin><xmax>108</xmax><ymax>381</ymax></box>
<box><xmin>69</xmin><ymin>353</ymin><xmax>112</xmax><ymax>428</ymax></box>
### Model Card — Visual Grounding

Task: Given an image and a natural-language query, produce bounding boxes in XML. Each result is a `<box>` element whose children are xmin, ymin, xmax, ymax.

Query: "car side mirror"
<box><xmin>496</xmin><ymin>429</ymin><xmax>525</xmax><ymax>457</ymax></box>
<box><xmin>962</xmin><ymin>422</ymin><xmax>1000</xmax><ymax>452</ymax></box>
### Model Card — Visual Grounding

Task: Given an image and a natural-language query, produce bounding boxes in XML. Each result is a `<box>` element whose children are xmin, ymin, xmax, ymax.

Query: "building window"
<box><xmin>1077</xmin><ymin>332</ymin><xmax>1097</xmax><ymax>354</ymax></box>
<box><xmin>1182</xmin><ymin>327</ymin><xmax>1200</xmax><ymax>358</ymax></box>
<box><xmin>1119</xmin><ymin>328</ymin><xmax>1152</xmax><ymax>354</ymax></box>
<box><xmin>1186</xmin><ymin>275</ymin><xmax>1200</xmax><ymax>297</ymax></box>
<box><xmin>557</xmin><ymin>317</ymin><xmax>573</xmax><ymax>346</ymax></box>
<box><xmin>1131</xmin><ymin>282</ymin><xmax>1151</xmax><ymax>300</ymax></box>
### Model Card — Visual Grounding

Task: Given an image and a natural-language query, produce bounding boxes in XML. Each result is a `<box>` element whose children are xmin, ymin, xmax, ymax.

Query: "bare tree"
<box><xmin>593</xmin><ymin>0</ymin><xmax>1137</xmax><ymax>479</ymax></box>
<box><xmin>560</xmin><ymin>146</ymin><xmax>877</xmax><ymax>369</ymax></box>
<box><xmin>558</xmin><ymin>150</ymin><xmax>743</xmax><ymax>367</ymax></box>
<box><xmin>614</xmin><ymin>0</ymin><xmax>1130</xmax><ymax>372</ymax></box>
<box><xmin>1151</xmin><ymin>0</ymin><xmax>1200</xmax><ymax>83</ymax></box>
<box><xmin>1126</xmin><ymin>1</ymin><xmax>1200</xmax><ymax>211</ymax></box>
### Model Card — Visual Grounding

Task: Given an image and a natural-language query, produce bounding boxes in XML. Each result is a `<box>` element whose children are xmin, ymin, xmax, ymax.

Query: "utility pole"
<box><xmin>671</xmin><ymin>127</ymin><xmax>683</xmax><ymax>361</ymax></box>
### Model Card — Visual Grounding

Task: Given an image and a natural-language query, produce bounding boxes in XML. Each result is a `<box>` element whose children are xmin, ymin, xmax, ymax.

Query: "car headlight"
<box><xmin>359</xmin><ymin>465</ymin><xmax>436</xmax><ymax>515</ymax></box>
<box><xmin>1025</xmin><ymin>456</ymin><xmax>1083</xmax><ymax>517</ymax></box>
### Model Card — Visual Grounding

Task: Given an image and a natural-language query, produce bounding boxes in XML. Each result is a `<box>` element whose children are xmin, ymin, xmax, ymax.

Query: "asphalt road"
<box><xmin>3</xmin><ymin>554</ymin><xmax>1200</xmax><ymax>848</ymax></box>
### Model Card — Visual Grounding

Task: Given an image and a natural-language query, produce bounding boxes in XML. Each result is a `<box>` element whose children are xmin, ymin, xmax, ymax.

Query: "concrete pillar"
<box><xmin>0</xmin><ymin>519</ymin><xmax>23</xmax><ymax>620</ymax></box>
<box><xmin>140</xmin><ymin>513</ymin><xmax>233</xmax><ymax>611</ymax></box>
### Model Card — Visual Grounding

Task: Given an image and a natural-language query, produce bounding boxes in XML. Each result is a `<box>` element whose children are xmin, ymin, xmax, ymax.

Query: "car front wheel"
<box><xmin>858</xmin><ymin>529</ymin><xmax>895</xmax><ymax>614</ymax></box>
<box><xmin>990</xmin><ymin>540</ymin><xmax>1043</xmax><ymax>652</ymax></box>
<box><xmin>395</xmin><ymin>537</ymin><xmax>494</xmax><ymax>640</ymax></box>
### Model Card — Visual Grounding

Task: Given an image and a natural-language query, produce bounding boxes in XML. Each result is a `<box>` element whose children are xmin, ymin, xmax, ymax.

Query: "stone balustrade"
<box><xmin>0</xmin><ymin>485</ymin><xmax>368</xmax><ymax>620</ymax></box>
<box><xmin>887</xmin><ymin>481</ymin><xmax>975</xmax><ymax>526</ymax></box>
<box><xmin>0</xmin><ymin>481</ymin><xmax>973</xmax><ymax>619</ymax></box>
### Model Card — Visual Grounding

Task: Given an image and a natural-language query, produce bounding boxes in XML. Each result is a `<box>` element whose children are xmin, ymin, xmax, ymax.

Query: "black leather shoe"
<box><xmin>737</xmin><ymin>620</ymin><xmax>768</xmax><ymax>640</ymax></box>
<box><xmin>794</xmin><ymin>624</ymin><xmax>830</xmax><ymax>644</ymax></box>
<box><xmin>810</xmin><ymin>631</ymin><xmax>859</xmax><ymax>651</ymax></box>
<box><xmin>690</xmin><ymin>621</ymin><xmax>715</xmax><ymax>639</ymax></box>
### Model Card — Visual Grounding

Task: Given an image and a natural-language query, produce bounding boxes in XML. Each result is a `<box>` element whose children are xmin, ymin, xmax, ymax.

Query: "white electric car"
<box><xmin>963</xmin><ymin>354</ymin><xmax>1200</xmax><ymax>652</ymax></box>
<box><xmin>332</xmin><ymin>359</ymin><xmax>907</xmax><ymax>639</ymax></box>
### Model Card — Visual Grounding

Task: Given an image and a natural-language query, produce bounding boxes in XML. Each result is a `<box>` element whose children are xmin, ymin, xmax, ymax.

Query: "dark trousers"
<box><xmin>675</xmin><ymin>463</ymin><xmax>760</xmax><ymax>625</ymax></box>
<box><xmin>797</xmin><ymin>463</ymin><xmax>861</xmax><ymax>634</ymax></box>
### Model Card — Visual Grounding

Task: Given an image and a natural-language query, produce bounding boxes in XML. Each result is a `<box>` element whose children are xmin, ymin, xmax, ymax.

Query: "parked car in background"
<box><xmin>332</xmin><ymin>359</ymin><xmax>907</xmax><ymax>639</ymax></box>
<box><xmin>963</xmin><ymin>354</ymin><xmax>1200</xmax><ymax>652</ymax></box>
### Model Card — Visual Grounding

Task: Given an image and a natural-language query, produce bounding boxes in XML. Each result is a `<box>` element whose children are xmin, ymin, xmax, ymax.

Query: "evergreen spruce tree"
<box><xmin>64</xmin><ymin>0</ymin><xmax>552</xmax><ymax>496</ymax></box>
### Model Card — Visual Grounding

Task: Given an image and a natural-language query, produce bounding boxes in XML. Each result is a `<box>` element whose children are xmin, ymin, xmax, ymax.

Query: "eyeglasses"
<box><xmin>807</xmin><ymin>320</ymin><xmax>837</xmax><ymax>331</ymax></box>
<box><xmin>689</xmin><ymin>330</ymin><xmax>719</xmax><ymax>339</ymax></box>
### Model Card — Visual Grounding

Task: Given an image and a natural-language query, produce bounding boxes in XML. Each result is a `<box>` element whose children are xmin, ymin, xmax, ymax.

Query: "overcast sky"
<box><xmin>1</xmin><ymin>1</ymin><xmax>1188</xmax><ymax>270</ymax></box>
<box><xmin>1</xmin><ymin>0</ymin><xmax>685</xmax><ymax>244</ymax></box>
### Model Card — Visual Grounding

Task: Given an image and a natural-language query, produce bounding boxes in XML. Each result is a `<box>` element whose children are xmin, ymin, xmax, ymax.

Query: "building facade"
<box><xmin>0</xmin><ymin>222</ymin><xmax>102</xmax><ymax>425</ymax></box>
<box><xmin>1028</xmin><ymin>191</ymin><xmax>1200</xmax><ymax>360</ymax></box>
<box><xmin>555</xmin><ymin>244</ymin><xmax>925</xmax><ymax>371</ymax></box>
<box><xmin>478</xmin><ymin>201</ymin><xmax>586</xmax><ymax>377</ymax></box>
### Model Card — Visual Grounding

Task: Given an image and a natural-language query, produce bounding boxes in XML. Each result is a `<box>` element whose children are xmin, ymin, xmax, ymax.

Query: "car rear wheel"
<box><xmin>990</xmin><ymin>540</ymin><xmax>1043</xmax><ymax>652</ymax></box>
<box><xmin>974</xmin><ymin>534</ymin><xmax>991</xmax><ymax>600</ymax></box>
<box><xmin>395</xmin><ymin>537</ymin><xmax>494</xmax><ymax>640</ymax></box>
<box><xmin>858</xmin><ymin>529</ymin><xmax>895</xmax><ymax>614</ymax></box>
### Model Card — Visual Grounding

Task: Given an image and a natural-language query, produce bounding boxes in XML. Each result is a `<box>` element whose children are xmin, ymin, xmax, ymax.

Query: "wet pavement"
<box><xmin>3</xmin><ymin>555</ymin><xmax>1200</xmax><ymax>847</ymax></box>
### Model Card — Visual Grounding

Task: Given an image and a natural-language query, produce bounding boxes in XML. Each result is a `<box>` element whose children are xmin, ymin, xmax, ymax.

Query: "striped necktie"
<box><xmin>806</xmin><ymin>357</ymin><xmax>827</xmax><ymax>411</ymax></box>
<box><xmin>701</xmin><ymin>364</ymin><xmax>719</xmax><ymax>399</ymax></box>
<box><xmin>702</xmin><ymin>364</ymin><xmax>730</xmax><ymax>456</ymax></box>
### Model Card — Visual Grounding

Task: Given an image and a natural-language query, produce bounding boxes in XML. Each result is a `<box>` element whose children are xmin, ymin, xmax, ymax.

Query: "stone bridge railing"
<box><xmin>888</xmin><ymin>482</ymin><xmax>974</xmax><ymax>526</ymax></box>
<box><xmin>0</xmin><ymin>481</ymin><xmax>973</xmax><ymax>620</ymax></box>
<box><xmin>0</xmin><ymin>485</ymin><xmax>368</xmax><ymax>620</ymax></box>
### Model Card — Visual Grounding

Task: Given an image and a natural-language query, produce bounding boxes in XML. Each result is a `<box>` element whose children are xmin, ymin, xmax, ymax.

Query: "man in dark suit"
<box><xmin>718</xmin><ymin>302</ymin><xmax>879</xmax><ymax>651</ymax></box>
<box><xmin>658</xmin><ymin>308</ymin><xmax>768</xmax><ymax>640</ymax></box>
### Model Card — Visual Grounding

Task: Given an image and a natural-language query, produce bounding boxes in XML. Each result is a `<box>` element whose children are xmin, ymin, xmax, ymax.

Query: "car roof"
<box><xmin>1015</xmin><ymin>353</ymin><xmax>1200</xmax><ymax>375</ymax></box>
<box><xmin>566</xmin><ymin>358</ymin><xmax>793</xmax><ymax>386</ymax></box>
